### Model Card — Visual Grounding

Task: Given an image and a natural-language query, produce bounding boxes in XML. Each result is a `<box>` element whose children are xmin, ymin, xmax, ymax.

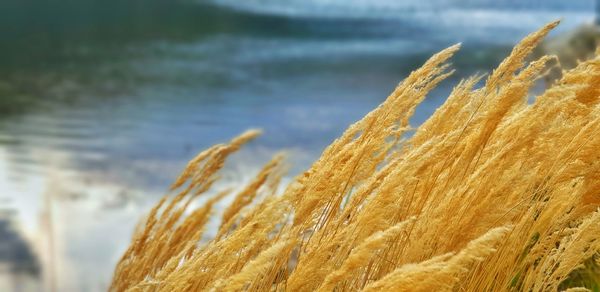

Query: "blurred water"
<box><xmin>0</xmin><ymin>1</ymin><xmax>595</xmax><ymax>291</ymax></box>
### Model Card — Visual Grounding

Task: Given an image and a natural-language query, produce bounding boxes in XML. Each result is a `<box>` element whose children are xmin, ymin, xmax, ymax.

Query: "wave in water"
<box><xmin>207</xmin><ymin>0</ymin><xmax>595</xmax><ymax>19</ymax></box>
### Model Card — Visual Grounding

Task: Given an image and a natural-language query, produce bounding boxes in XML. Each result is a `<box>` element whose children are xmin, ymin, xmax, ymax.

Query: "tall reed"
<box><xmin>111</xmin><ymin>22</ymin><xmax>600</xmax><ymax>291</ymax></box>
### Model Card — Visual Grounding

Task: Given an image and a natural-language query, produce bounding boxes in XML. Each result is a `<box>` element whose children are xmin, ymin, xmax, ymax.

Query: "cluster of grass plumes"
<box><xmin>111</xmin><ymin>22</ymin><xmax>600</xmax><ymax>291</ymax></box>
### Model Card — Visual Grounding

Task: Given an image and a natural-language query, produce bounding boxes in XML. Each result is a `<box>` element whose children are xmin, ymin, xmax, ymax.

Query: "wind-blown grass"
<box><xmin>110</xmin><ymin>21</ymin><xmax>600</xmax><ymax>291</ymax></box>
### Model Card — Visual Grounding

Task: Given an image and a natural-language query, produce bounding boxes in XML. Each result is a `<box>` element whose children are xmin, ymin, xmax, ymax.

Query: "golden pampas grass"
<box><xmin>110</xmin><ymin>21</ymin><xmax>600</xmax><ymax>291</ymax></box>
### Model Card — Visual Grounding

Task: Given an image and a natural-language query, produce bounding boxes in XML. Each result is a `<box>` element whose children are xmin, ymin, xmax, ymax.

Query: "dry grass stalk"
<box><xmin>110</xmin><ymin>21</ymin><xmax>600</xmax><ymax>291</ymax></box>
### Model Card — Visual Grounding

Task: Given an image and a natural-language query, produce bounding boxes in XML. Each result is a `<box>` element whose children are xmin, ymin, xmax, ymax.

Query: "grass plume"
<box><xmin>111</xmin><ymin>21</ymin><xmax>600</xmax><ymax>291</ymax></box>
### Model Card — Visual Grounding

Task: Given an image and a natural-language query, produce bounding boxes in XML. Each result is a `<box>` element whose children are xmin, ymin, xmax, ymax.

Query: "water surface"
<box><xmin>0</xmin><ymin>1</ymin><xmax>594</xmax><ymax>290</ymax></box>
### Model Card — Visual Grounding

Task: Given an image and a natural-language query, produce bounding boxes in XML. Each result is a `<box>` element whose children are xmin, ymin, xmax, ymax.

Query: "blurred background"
<box><xmin>0</xmin><ymin>0</ymin><xmax>597</xmax><ymax>291</ymax></box>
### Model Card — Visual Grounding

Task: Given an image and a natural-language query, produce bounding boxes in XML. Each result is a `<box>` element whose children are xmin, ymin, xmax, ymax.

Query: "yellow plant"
<box><xmin>110</xmin><ymin>21</ymin><xmax>600</xmax><ymax>291</ymax></box>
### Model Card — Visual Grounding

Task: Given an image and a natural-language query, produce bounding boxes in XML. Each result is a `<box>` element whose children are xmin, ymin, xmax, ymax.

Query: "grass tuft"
<box><xmin>111</xmin><ymin>22</ymin><xmax>600</xmax><ymax>291</ymax></box>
